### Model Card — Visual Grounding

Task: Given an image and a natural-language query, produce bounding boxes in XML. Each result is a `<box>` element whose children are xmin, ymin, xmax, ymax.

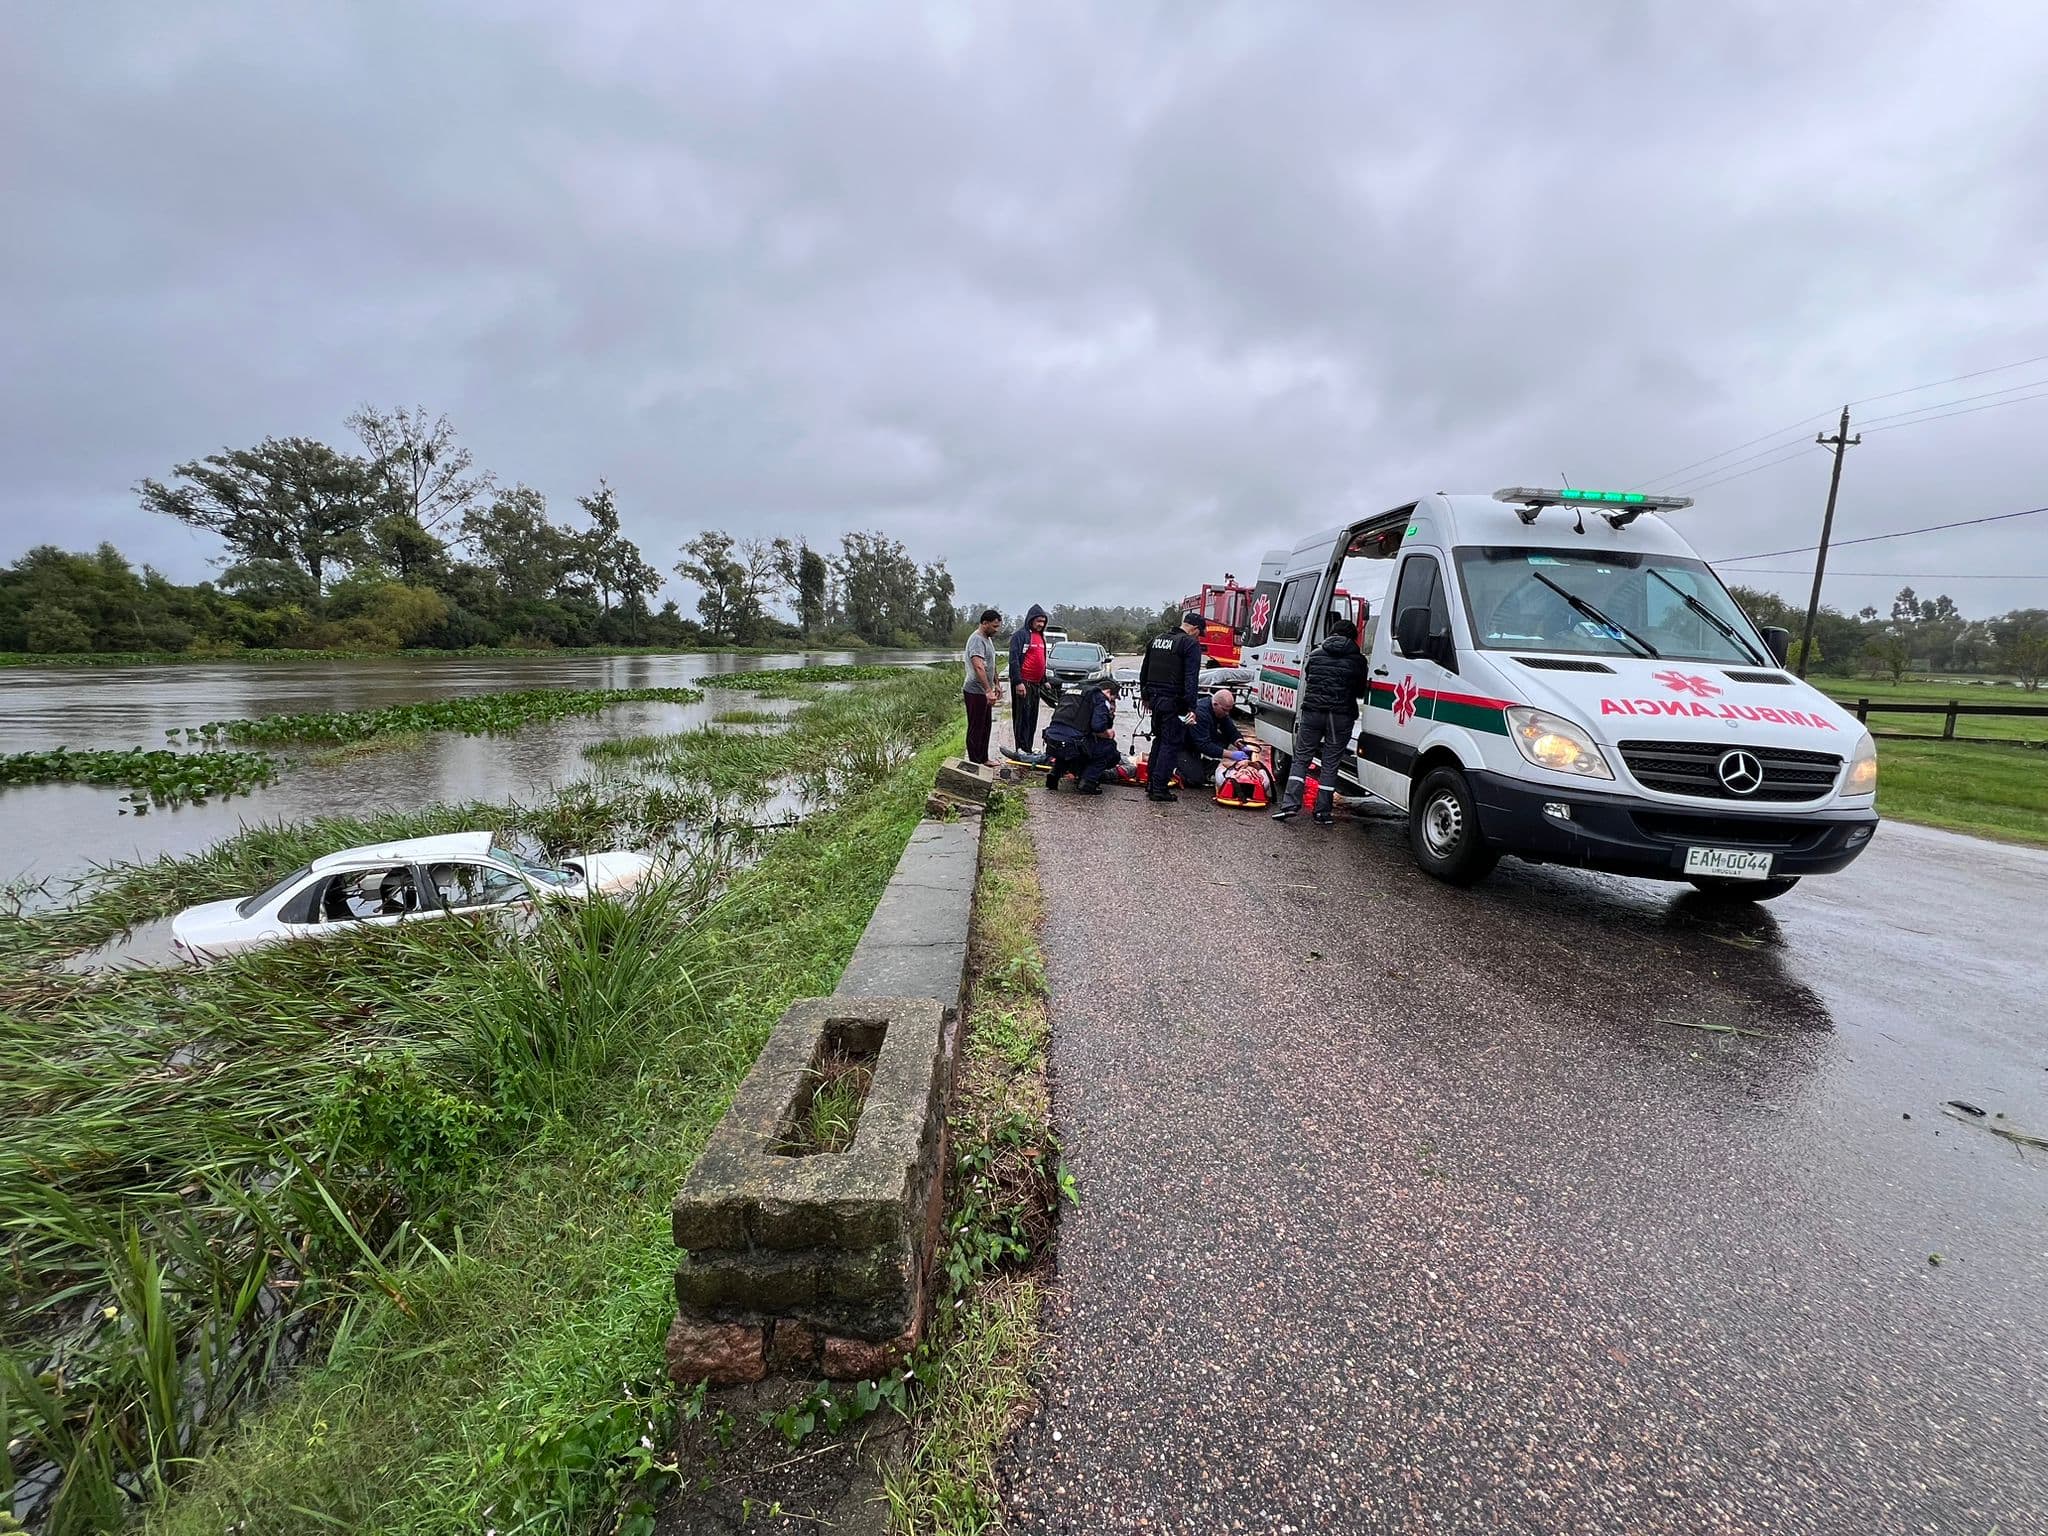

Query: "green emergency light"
<box><xmin>1493</xmin><ymin>486</ymin><xmax>1693</xmax><ymax>528</ymax></box>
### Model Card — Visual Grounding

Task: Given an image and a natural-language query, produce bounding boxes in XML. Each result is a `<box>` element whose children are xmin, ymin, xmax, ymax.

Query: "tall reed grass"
<box><xmin>1</xmin><ymin>664</ymin><xmax>964</xmax><ymax>1533</ymax></box>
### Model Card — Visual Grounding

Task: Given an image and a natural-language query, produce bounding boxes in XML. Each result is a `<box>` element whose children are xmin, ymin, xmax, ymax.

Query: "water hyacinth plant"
<box><xmin>177</xmin><ymin>686</ymin><xmax>708</xmax><ymax>749</ymax></box>
<box><xmin>0</xmin><ymin>746</ymin><xmax>278</xmax><ymax>811</ymax></box>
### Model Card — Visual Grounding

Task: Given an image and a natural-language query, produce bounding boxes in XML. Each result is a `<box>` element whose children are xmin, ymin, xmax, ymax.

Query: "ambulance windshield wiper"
<box><xmin>1529</xmin><ymin>571</ymin><xmax>1659</xmax><ymax>658</ymax></box>
<box><xmin>1645</xmin><ymin>568</ymin><xmax>1768</xmax><ymax>666</ymax></box>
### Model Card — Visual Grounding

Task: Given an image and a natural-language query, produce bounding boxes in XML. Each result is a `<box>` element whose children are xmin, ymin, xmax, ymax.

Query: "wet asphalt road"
<box><xmin>998</xmin><ymin>787</ymin><xmax>2048</xmax><ymax>1535</ymax></box>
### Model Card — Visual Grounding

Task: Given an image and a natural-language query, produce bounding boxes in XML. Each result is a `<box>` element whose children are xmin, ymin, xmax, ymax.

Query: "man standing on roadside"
<box><xmin>962</xmin><ymin>608</ymin><xmax>1002</xmax><ymax>766</ymax></box>
<box><xmin>1273</xmin><ymin>616</ymin><xmax>1370</xmax><ymax>823</ymax></box>
<box><xmin>1009</xmin><ymin>604</ymin><xmax>1051</xmax><ymax>754</ymax></box>
<box><xmin>1138</xmin><ymin>610</ymin><xmax>1204</xmax><ymax>802</ymax></box>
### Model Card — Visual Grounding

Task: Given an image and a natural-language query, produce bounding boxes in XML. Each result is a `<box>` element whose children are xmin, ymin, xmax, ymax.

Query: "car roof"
<box><xmin>309</xmin><ymin>830</ymin><xmax>498</xmax><ymax>871</ymax></box>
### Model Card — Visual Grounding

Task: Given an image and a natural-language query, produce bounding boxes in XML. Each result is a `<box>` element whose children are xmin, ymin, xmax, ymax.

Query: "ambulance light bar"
<box><xmin>1493</xmin><ymin>486</ymin><xmax>1693</xmax><ymax>529</ymax></box>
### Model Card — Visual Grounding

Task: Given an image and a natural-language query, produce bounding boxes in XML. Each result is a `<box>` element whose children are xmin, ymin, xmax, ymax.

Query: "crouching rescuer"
<box><xmin>1140</xmin><ymin>610</ymin><xmax>1206</xmax><ymax>802</ymax></box>
<box><xmin>1274</xmin><ymin>617</ymin><xmax>1370</xmax><ymax>823</ymax></box>
<box><xmin>1178</xmin><ymin>687</ymin><xmax>1246</xmax><ymax>788</ymax></box>
<box><xmin>1043</xmin><ymin>677</ymin><xmax>1119</xmax><ymax>794</ymax></box>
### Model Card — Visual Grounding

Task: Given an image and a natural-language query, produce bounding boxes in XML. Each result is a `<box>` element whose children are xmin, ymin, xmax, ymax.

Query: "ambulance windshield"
<box><xmin>1455</xmin><ymin>548</ymin><xmax>1769</xmax><ymax>664</ymax></box>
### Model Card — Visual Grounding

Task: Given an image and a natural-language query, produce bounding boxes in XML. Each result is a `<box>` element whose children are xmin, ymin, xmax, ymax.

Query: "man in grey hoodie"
<box><xmin>1007</xmin><ymin>604</ymin><xmax>1051</xmax><ymax>754</ymax></box>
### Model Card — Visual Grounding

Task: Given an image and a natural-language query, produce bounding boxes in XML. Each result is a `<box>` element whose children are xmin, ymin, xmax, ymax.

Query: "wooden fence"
<box><xmin>1850</xmin><ymin>698</ymin><xmax>2048</xmax><ymax>741</ymax></box>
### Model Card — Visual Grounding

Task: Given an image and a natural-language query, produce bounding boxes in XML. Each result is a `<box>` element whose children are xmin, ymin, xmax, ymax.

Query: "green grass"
<box><xmin>708</xmin><ymin>709</ymin><xmax>785</xmax><ymax>726</ymax></box>
<box><xmin>2</xmin><ymin>668</ymin><xmax>969</xmax><ymax>1533</ymax></box>
<box><xmin>1870</xmin><ymin>738</ymin><xmax>2048</xmax><ymax>846</ymax></box>
<box><xmin>884</xmin><ymin>793</ymin><xmax>1056</xmax><ymax>1534</ymax></box>
<box><xmin>180</xmin><ymin>686</ymin><xmax>707</xmax><ymax>749</ymax></box>
<box><xmin>1813</xmin><ymin>677</ymin><xmax>2048</xmax><ymax>743</ymax></box>
<box><xmin>640</xmin><ymin>670</ymin><xmax>960</xmax><ymax>807</ymax></box>
<box><xmin>141</xmin><ymin>726</ymin><xmax>963</xmax><ymax>1536</ymax></box>
<box><xmin>0</xmin><ymin>745</ymin><xmax>277</xmax><ymax>810</ymax></box>
<box><xmin>699</xmin><ymin>664</ymin><xmax>918</xmax><ymax>698</ymax></box>
<box><xmin>1790</xmin><ymin>679</ymin><xmax>2048</xmax><ymax>844</ymax></box>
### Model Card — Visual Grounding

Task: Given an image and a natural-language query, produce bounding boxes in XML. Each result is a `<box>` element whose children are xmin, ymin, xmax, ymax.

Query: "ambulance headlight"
<box><xmin>1506</xmin><ymin>707</ymin><xmax>1613</xmax><ymax>779</ymax></box>
<box><xmin>1845</xmin><ymin>731</ymin><xmax>1878</xmax><ymax>795</ymax></box>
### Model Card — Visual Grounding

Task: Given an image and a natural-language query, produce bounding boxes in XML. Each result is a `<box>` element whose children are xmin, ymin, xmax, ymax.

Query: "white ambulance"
<box><xmin>1242</xmin><ymin>487</ymin><xmax>1879</xmax><ymax>900</ymax></box>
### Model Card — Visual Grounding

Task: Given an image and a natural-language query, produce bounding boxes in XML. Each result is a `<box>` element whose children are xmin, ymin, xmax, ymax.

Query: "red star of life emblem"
<box><xmin>1393</xmin><ymin>675</ymin><xmax>1420</xmax><ymax>725</ymax></box>
<box><xmin>1654</xmin><ymin>669</ymin><xmax>1722</xmax><ymax>698</ymax></box>
<box><xmin>1250</xmin><ymin>592</ymin><xmax>1272</xmax><ymax>634</ymax></box>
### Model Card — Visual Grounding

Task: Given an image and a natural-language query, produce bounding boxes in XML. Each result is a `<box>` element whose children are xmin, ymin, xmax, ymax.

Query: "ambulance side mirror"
<box><xmin>1760</xmin><ymin>626</ymin><xmax>1791</xmax><ymax>666</ymax></box>
<box><xmin>1395</xmin><ymin>607</ymin><xmax>1430</xmax><ymax>659</ymax></box>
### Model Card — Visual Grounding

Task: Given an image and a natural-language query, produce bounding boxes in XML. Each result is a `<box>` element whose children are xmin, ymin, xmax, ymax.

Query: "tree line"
<box><xmin>0</xmin><ymin>407</ymin><xmax>962</xmax><ymax>656</ymax></box>
<box><xmin>1727</xmin><ymin>585</ymin><xmax>2048</xmax><ymax>690</ymax></box>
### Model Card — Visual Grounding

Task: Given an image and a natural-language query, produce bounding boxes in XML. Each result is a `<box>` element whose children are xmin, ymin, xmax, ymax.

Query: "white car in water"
<box><xmin>169</xmin><ymin>832</ymin><xmax>656</xmax><ymax>960</ymax></box>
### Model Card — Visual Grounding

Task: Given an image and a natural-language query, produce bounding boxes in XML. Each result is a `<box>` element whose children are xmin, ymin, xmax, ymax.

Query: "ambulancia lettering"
<box><xmin>1598</xmin><ymin>697</ymin><xmax>1838</xmax><ymax>730</ymax></box>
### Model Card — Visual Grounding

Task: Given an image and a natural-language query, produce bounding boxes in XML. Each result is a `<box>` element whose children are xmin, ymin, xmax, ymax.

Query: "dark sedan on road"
<box><xmin>1047</xmin><ymin>641</ymin><xmax>1112</xmax><ymax>689</ymax></box>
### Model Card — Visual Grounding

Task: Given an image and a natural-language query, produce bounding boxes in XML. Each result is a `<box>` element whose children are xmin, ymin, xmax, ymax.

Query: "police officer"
<box><xmin>1042</xmin><ymin>676</ymin><xmax>1119</xmax><ymax>794</ymax></box>
<box><xmin>1138</xmin><ymin>611</ymin><xmax>1205</xmax><ymax>802</ymax></box>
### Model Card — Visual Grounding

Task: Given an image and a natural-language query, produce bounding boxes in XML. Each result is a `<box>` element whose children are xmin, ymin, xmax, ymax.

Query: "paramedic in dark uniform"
<box><xmin>1273</xmin><ymin>615</ymin><xmax>1371</xmax><ymax>823</ymax></box>
<box><xmin>1041</xmin><ymin>677</ymin><xmax>1119</xmax><ymax>794</ymax></box>
<box><xmin>1176</xmin><ymin>687</ymin><xmax>1247</xmax><ymax>788</ymax></box>
<box><xmin>1139</xmin><ymin>611</ymin><xmax>1205</xmax><ymax>802</ymax></box>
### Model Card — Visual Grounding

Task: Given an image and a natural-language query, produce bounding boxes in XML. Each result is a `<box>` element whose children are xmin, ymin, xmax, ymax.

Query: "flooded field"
<box><xmin>0</xmin><ymin>650</ymin><xmax>942</xmax><ymax>886</ymax></box>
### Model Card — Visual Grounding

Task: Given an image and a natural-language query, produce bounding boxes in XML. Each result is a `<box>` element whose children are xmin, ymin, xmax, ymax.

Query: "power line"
<box><xmin>1628</xmin><ymin>349</ymin><xmax>2048</xmax><ymax>492</ymax></box>
<box><xmin>1855</xmin><ymin>376</ymin><xmax>2048</xmax><ymax>428</ymax></box>
<box><xmin>1716</xmin><ymin>504</ymin><xmax>2048</xmax><ymax>564</ymax></box>
<box><xmin>1663</xmin><ymin>435</ymin><xmax>1827</xmax><ymax>492</ymax></box>
<box><xmin>1862</xmin><ymin>385</ymin><xmax>2048</xmax><ymax>436</ymax></box>
<box><xmin>1846</xmin><ymin>350</ymin><xmax>2048</xmax><ymax>408</ymax></box>
<box><xmin>1718</xmin><ymin>567</ymin><xmax>2048</xmax><ymax>579</ymax></box>
<box><xmin>1627</xmin><ymin>411</ymin><xmax>1832</xmax><ymax>491</ymax></box>
<box><xmin>1676</xmin><ymin>441</ymin><xmax>1832</xmax><ymax>496</ymax></box>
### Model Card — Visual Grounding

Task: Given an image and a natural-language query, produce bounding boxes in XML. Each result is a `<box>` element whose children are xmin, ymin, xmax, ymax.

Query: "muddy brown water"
<box><xmin>0</xmin><ymin>651</ymin><xmax>945</xmax><ymax>890</ymax></box>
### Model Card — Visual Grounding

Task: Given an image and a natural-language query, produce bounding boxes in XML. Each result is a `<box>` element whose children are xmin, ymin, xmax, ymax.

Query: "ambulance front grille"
<box><xmin>1617</xmin><ymin>739</ymin><xmax>1843</xmax><ymax>802</ymax></box>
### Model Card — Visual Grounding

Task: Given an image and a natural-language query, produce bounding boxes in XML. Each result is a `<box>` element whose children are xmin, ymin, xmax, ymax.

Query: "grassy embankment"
<box><xmin>0</xmin><ymin>665</ymin><xmax>963</xmax><ymax>1534</ymax></box>
<box><xmin>884</xmin><ymin>791</ymin><xmax>1059</xmax><ymax>1531</ymax></box>
<box><xmin>1811</xmin><ymin>677</ymin><xmax>2048</xmax><ymax>846</ymax></box>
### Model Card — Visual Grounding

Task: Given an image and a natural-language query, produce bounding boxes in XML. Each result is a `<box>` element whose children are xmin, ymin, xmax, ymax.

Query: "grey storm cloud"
<box><xmin>4</xmin><ymin>0</ymin><xmax>2047</xmax><ymax>622</ymax></box>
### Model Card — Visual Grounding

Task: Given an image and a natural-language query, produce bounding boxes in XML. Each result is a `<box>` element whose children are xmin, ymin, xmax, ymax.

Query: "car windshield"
<box><xmin>1454</xmin><ymin>547</ymin><xmax>1769</xmax><ymax>664</ymax></box>
<box><xmin>237</xmin><ymin>864</ymin><xmax>313</xmax><ymax>919</ymax></box>
<box><xmin>488</xmin><ymin>844</ymin><xmax>577</xmax><ymax>887</ymax></box>
<box><xmin>1050</xmin><ymin>642</ymin><xmax>1098</xmax><ymax>664</ymax></box>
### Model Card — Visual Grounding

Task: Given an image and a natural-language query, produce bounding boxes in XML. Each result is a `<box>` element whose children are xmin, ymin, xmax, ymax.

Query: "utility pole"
<box><xmin>1796</xmin><ymin>405</ymin><xmax>1861</xmax><ymax>677</ymax></box>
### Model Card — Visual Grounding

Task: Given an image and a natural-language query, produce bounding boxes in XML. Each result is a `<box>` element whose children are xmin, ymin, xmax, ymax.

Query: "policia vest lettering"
<box><xmin>1139</xmin><ymin>633</ymin><xmax>1185</xmax><ymax>695</ymax></box>
<box><xmin>1050</xmin><ymin>688</ymin><xmax>1099</xmax><ymax>737</ymax></box>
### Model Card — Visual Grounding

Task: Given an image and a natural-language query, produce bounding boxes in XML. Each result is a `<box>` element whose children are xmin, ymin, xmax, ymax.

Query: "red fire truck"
<box><xmin>1180</xmin><ymin>576</ymin><xmax>1258</xmax><ymax>667</ymax></box>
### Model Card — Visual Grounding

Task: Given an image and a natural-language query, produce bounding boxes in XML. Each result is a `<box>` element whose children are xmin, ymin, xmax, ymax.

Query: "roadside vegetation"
<box><xmin>0</xmin><ymin>745</ymin><xmax>277</xmax><ymax>812</ymax></box>
<box><xmin>1806</xmin><ymin>677</ymin><xmax>2048</xmax><ymax>845</ymax></box>
<box><xmin>0</xmin><ymin>666</ymin><xmax>964</xmax><ymax>1534</ymax></box>
<box><xmin>183</xmin><ymin>684</ymin><xmax>706</xmax><ymax>749</ymax></box>
<box><xmin>884</xmin><ymin>792</ymin><xmax>1061</xmax><ymax>1532</ymax></box>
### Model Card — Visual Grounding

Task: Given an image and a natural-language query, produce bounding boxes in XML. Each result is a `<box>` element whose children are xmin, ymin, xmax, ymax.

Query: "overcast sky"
<box><xmin>5</xmin><ymin>1</ymin><xmax>2046</xmax><ymax>625</ymax></box>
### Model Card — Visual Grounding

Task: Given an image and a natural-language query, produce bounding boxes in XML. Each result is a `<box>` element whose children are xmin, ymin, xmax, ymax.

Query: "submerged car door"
<box><xmin>1363</xmin><ymin>549</ymin><xmax>1458</xmax><ymax>807</ymax></box>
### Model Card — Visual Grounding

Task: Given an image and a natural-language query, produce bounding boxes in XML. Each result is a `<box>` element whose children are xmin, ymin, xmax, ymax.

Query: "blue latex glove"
<box><xmin>1226</xmin><ymin>749</ymin><xmax>1249</xmax><ymax>763</ymax></box>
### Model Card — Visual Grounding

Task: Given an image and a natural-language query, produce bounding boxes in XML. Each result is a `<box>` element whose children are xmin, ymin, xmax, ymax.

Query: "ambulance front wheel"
<box><xmin>1686</xmin><ymin>875</ymin><xmax>1800</xmax><ymax>902</ymax></box>
<box><xmin>1409</xmin><ymin>766</ymin><xmax>1499</xmax><ymax>885</ymax></box>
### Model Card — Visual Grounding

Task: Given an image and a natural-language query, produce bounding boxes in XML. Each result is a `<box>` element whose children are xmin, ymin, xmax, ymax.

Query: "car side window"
<box><xmin>1272</xmin><ymin>578</ymin><xmax>1313</xmax><ymax>643</ymax></box>
<box><xmin>308</xmin><ymin>864</ymin><xmax>421</xmax><ymax>923</ymax></box>
<box><xmin>430</xmin><ymin>861</ymin><xmax>533</xmax><ymax>911</ymax></box>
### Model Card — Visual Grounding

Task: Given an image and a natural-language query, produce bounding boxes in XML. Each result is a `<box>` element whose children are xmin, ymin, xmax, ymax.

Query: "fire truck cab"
<box><xmin>1180</xmin><ymin>577</ymin><xmax>1257</xmax><ymax>668</ymax></box>
<box><xmin>1242</xmin><ymin>489</ymin><xmax>1880</xmax><ymax>899</ymax></box>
